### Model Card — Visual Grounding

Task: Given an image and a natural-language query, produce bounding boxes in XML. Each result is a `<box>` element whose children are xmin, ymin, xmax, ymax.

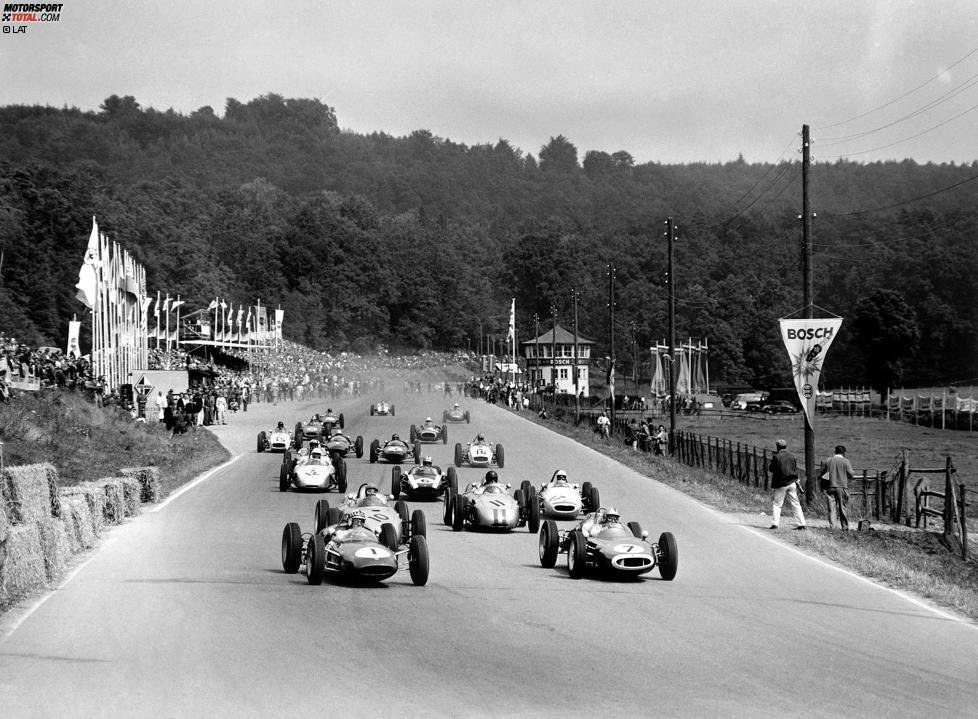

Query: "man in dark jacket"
<box><xmin>768</xmin><ymin>439</ymin><xmax>807</xmax><ymax>530</ymax></box>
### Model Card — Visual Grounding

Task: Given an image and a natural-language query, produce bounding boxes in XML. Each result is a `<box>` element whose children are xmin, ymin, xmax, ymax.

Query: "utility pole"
<box><xmin>608</xmin><ymin>264</ymin><xmax>616</xmax><ymax>429</ymax></box>
<box><xmin>533</xmin><ymin>313</ymin><xmax>540</xmax><ymax>391</ymax></box>
<box><xmin>572</xmin><ymin>289</ymin><xmax>580</xmax><ymax>424</ymax></box>
<box><xmin>666</xmin><ymin>218</ymin><xmax>677</xmax><ymax>451</ymax></box>
<box><xmin>551</xmin><ymin>303</ymin><xmax>558</xmax><ymax>406</ymax></box>
<box><xmin>802</xmin><ymin>124</ymin><xmax>816</xmax><ymax>501</ymax></box>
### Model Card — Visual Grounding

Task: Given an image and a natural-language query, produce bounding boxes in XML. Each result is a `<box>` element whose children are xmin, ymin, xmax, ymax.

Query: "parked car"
<box><xmin>762</xmin><ymin>400</ymin><xmax>799</xmax><ymax>414</ymax></box>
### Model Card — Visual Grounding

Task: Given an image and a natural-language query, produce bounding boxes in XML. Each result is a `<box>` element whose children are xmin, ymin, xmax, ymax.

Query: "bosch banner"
<box><xmin>778</xmin><ymin>318</ymin><xmax>843</xmax><ymax>425</ymax></box>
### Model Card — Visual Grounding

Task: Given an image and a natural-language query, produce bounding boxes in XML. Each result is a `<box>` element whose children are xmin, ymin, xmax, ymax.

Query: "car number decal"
<box><xmin>613</xmin><ymin>543</ymin><xmax>643</xmax><ymax>553</ymax></box>
<box><xmin>355</xmin><ymin>547</ymin><xmax>391</xmax><ymax>559</ymax></box>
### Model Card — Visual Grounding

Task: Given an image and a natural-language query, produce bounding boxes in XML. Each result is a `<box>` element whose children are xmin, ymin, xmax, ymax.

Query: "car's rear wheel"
<box><xmin>527</xmin><ymin>495</ymin><xmax>540</xmax><ymax>533</ymax></box>
<box><xmin>380</xmin><ymin>523</ymin><xmax>399</xmax><ymax>551</ymax></box>
<box><xmin>326</xmin><ymin>506</ymin><xmax>343</xmax><ymax>527</ymax></box>
<box><xmin>515</xmin><ymin>490</ymin><xmax>526</xmax><ymax>525</ymax></box>
<box><xmin>454</xmin><ymin>443</ymin><xmax>464</xmax><ymax>467</ymax></box>
<box><xmin>411</xmin><ymin>509</ymin><xmax>427</xmax><ymax>538</ymax></box>
<box><xmin>539</xmin><ymin>520</ymin><xmax>559</xmax><ymax>568</ymax></box>
<box><xmin>257</xmin><ymin>431</ymin><xmax>266</xmax><ymax>453</ymax></box>
<box><xmin>395</xmin><ymin>500</ymin><xmax>410</xmax><ymax>523</ymax></box>
<box><xmin>338</xmin><ymin>413</ymin><xmax>344</xmax><ymax>429</ymax></box>
<box><xmin>354</xmin><ymin>436</ymin><xmax>363</xmax><ymax>458</ymax></box>
<box><xmin>443</xmin><ymin>487</ymin><xmax>454</xmax><ymax>526</ymax></box>
<box><xmin>334</xmin><ymin>457</ymin><xmax>347</xmax><ymax>493</ymax></box>
<box><xmin>495</xmin><ymin>444</ymin><xmax>505</xmax><ymax>469</ymax></box>
<box><xmin>281</xmin><ymin>522</ymin><xmax>302</xmax><ymax>573</ymax></box>
<box><xmin>588</xmin><ymin>486</ymin><xmax>601</xmax><ymax>514</ymax></box>
<box><xmin>441</xmin><ymin>425</ymin><xmax>448</xmax><ymax>444</ymax></box>
<box><xmin>446</xmin><ymin>466</ymin><xmax>458</xmax><ymax>495</ymax></box>
<box><xmin>452</xmin><ymin>494</ymin><xmax>465</xmax><ymax>531</ymax></box>
<box><xmin>520</xmin><ymin>480</ymin><xmax>533</xmax><ymax>499</ymax></box>
<box><xmin>464</xmin><ymin>411</ymin><xmax>470</xmax><ymax>423</ymax></box>
<box><xmin>408</xmin><ymin>535</ymin><xmax>429</xmax><ymax>586</ymax></box>
<box><xmin>279</xmin><ymin>464</ymin><xmax>290</xmax><ymax>492</ymax></box>
<box><xmin>369</xmin><ymin>439</ymin><xmax>379</xmax><ymax>464</ymax></box>
<box><xmin>390</xmin><ymin>404</ymin><xmax>396</xmax><ymax>417</ymax></box>
<box><xmin>314</xmin><ymin>499</ymin><xmax>331</xmax><ymax>534</ymax></box>
<box><xmin>567</xmin><ymin>530</ymin><xmax>587</xmax><ymax>579</ymax></box>
<box><xmin>410</xmin><ymin>425</ymin><xmax>417</xmax><ymax>443</ymax></box>
<box><xmin>413</xmin><ymin>441</ymin><xmax>421</xmax><ymax>463</ymax></box>
<box><xmin>305</xmin><ymin>534</ymin><xmax>325</xmax><ymax>585</ymax></box>
<box><xmin>627</xmin><ymin>521</ymin><xmax>644</xmax><ymax>538</ymax></box>
<box><xmin>391</xmin><ymin>465</ymin><xmax>401</xmax><ymax>498</ymax></box>
<box><xmin>658</xmin><ymin>532</ymin><xmax>678</xmax><ymax>581</ymax></box>
<box><xmin>442</xmin><ymin>410</ymin><xmax>448</xmax><ymax>423</ymax></box>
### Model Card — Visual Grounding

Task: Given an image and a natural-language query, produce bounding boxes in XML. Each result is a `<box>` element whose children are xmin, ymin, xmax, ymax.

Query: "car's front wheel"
<box><xmin>539</xmin><ymin>520</ymin><xmax>558</xmax><ymax>568</ymax></box>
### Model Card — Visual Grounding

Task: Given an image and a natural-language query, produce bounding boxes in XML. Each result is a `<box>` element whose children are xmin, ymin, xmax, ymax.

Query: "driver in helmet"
<box><xmin>453</xmin><ymin>403</ymin><xmax>460</xmax><ymax>409</ymax></box>
<box><xmin>309</xmin><ymin>447</ymin><xmax>324</xmax><ymax>462</ymax></box>
<box><xmin>331</xmin><ymin>427</ymin><xmax>343</xmax><ymax>437</ymax></box>
<box><xmin>391</xmin><ymin>433</ymin><xmax>400</xmax><ymax>443</ymax></box>
<box><xmin>276</xmin><ymin>421</ymin><xmax>285</xmax><ymax>430</ymax></box>
<box><xmin>328</xmin><ymin>509</ymin><xmax>371</xmax><ymax>542</ymax></box>
<box><xmin>417</xmin><ymin>455</ymin><xmax>438</xmax><ymax>476</ymax></box>
<box><xmin>326</xmin><ymin>408</ymin><xmax>334</xmax><ymax>415</ymax></box>
<box><xmin>423</xmin><ymin>416</ymin><xmax>435</xmax><ymax>428</ymax></box>
<box><xmin>553</xmin><ymin>470</ymin><xmax>569</xmax><ymax>486</ymax></box>
<box><xmin>359</xmin><ymin>484</ymin><xmax>385</xmax><ymax>507</ymax></box>
<box><xmin>591</xmin><ymin>506</ymin><xmax>622</xmax><ymax>536</ymax></box>
<box><xmin>479</xmin><ymin>469</ymin><xmax>501</xmax><ymax>493</ymax></box>
<box><xmin>474</xmin><ymin>433</ymin><xmax>487</xmax><ymax>445</ymax></box>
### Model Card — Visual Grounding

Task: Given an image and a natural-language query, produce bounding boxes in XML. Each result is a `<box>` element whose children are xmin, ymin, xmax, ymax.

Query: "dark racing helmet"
<box><xmin>327</xmin><ymin>408</ymin><xmax>333</xmax><ymax>414</ymax></box>
<box><xmin>422</xmin><ymin>456</ymin><xmax>433</xmax><ymax>467</ymax></box>
<box><xmin>392</xmin><ymin>433</ymin><xmax>400</xmax><ymax>441</ymax></box>
<box><xmin>554</xmin><ymin>470</ymin><xmax>568</xmax><ymax>485</ymax></box>
<box><xmin>349</xmin><ymin>510</ymin><xmax>366</xmax><ymax>528</ymax></box>
<box><xmin>484</xmin><ymin>470</ymin><xmax>499</xmax><ymax>484</ymax></box>
<box><xmin>276</xmin><ymin>421</ymin><xmax>285</xmax><ymax>430</ymax></box>
<box><xmin>364</xmin><ymin>484</ymin><xmax>379</xmax><ymax>496</ymax></box>
<box><xmin>476</xmin><ymin>433</ymin><xmax>485</xmax><ymax>442</ymax></box>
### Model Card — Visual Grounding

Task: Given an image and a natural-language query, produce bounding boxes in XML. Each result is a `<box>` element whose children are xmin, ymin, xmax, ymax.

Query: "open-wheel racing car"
<box><xmin>537</xmin><ymin>507</ymin><xmax>677</xmax><ymax>581</ymax></box>
<box><xmin>442</xmin><ymin>403</ymin><xmax>470</xmax><ymax>424</ymax></box>
<box><xmin>369</xmin><ymin>401</ymin><xmax>395</xmax><ymax>416</ymax></box>
<box><xmin>279</xmin><ymin>444</ymin><xmax>348</xmax><ymax>493</ymax></box>
<box><xmin>454</xmin><ymin>433</ymin><xmax>504</xmax><ymax>468</ymax></box>
<box><xmin>323</xmin><ymin>426</ymin><xmax>364</xmax><ymax>460</ymax></box>
<box><xmin>519</xmin><ymin>469</ymin><xmax>600</xmax><ymax>521</ymax></box>
<box><xmin>257</xmin><ymin>424</ymin><xmax>293</xmax><ymax>453</ymax></box>
<box><xmin>410</xmin><ymin>418</ymin><xmax>448</xmax><ymax>444</ymax></box>
<box><xmin>294</xmin><ymin>415</ymin><xmax>327</xmax><ymax>447</ymax></box>
<box><xmin>319</xmin><ymin>408</ymin><xmax>344</xmax><ymax>433</ymax></box>
<box><xmin>369</xmin><ymin>434</ymin><xmax>418</xmax><ymax>464</ymax></box>
<box><xmin>391</xmin><ymin>457</ymin><xmax>457</xmax><ymax>500</ymax></box>
<box><xmin>443</xmin><ymin>470</ymin><xmax>538</xmax><ymax>533</ymax></box>
<box><xmin>312</xmin><ymin>483</ymin><xmax>426</xmax><ymax>547</ymax></box>
<box><xmin>281</xmin><ymin>509</ymin><xmax>429</xmax><ymax>586</ymax></box>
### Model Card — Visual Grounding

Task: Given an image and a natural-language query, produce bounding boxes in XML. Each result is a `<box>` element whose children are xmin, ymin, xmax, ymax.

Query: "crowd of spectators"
<box><xmin>0</xmin><ymin>333</ymin><xmax>102</xmax><ymax>403</ymax></box>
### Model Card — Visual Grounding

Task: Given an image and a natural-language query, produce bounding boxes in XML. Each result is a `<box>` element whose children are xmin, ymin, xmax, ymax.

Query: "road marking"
<box><xmin>150</xmin><ymin>453</ymin><xmax>245</xmax><ymax>512</ymax></box>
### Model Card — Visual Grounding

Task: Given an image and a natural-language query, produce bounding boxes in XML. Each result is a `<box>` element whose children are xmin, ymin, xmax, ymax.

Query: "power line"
<box><xmin>823</xmin><ymin>171</ymin><xmax>978</xmax><ymax>217</ymax></box>
<box><xmin>815</xmin><ymin>45</ymin><xmax>978</xmax><ymax>130</ymax></box>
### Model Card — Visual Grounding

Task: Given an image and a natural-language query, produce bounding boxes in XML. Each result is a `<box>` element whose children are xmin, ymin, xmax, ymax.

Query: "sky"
<box><xmin>1</xmin><ymin>0</ymin><xmax>977</xmax><ymax>165</ymax></box>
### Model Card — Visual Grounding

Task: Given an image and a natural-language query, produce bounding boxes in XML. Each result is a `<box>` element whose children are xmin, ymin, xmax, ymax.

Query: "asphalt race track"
<box><xmin>2</xmin><ymin>381</ymin><xmax>977</xmax><ymax>718</ymax></box>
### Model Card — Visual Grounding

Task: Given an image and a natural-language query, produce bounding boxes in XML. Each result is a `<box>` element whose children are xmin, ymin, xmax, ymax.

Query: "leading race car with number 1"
<box><xmin>538</xmin><ymin>507</ymin><xmax>678</xmax><ymax>581</ymax></box>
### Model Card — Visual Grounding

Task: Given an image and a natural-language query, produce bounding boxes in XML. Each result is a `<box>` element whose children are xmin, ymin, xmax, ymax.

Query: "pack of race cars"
<box><xmin>266</xmin><ymin>400</ymin><xmax>678</xmax><ymax>588</ymax></box>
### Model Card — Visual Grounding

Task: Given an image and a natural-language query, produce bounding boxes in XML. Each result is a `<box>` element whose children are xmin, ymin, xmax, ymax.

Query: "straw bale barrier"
<box><xmin>2</xmin><ymin>463</ymin><xmax>59</xmax><ymax>525</ymax></box>
<box><xmin>99</xmin><ymin>478</ymin><xmax>126</xmax><ymax>524</ymax></box>
<box><xmin>62</xmin><ymin>483</ymin><xmax>107</xmax><ymax>537</ymax></box>
<box><xmin>120</xmin><ymin>466</ymin><xmax>162</xmax><ymax>504</ymax></box>
<box><xmin>59</xmin><ymin>493</ymin><xmax>97</xmax><ymax>552</ymax></box>
<box><xmin>0</xmin><ymin>496</ymin><xmax>8</xmax><ymax>544</ymax></box>
<box><xmin>120</xmin><ymin>476</ymin><xmax>142</xmax><ymax>518</ymax></box>
<box><xmin>0</xmin><ymin>523</ymin><xmax>46</xmax><ymax>606</ymax></box>
<box><xmin>38</xmin><ymin>517</ymin><xmax>69</xmax><ymax>579</ymax></box>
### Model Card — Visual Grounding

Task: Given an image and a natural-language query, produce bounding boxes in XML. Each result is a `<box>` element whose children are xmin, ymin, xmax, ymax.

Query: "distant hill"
<box><xmin>1</xmin><ymin>93</ymin><xmax>975</xmax><ymax>393</ymax></box>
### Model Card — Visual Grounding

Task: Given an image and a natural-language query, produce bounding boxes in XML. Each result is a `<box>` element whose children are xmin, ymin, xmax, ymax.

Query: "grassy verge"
<box><xmin>0</xmin><ymin>390</ymin><xmax>229</xmax><ymax>498</ymax></box>
<box><xmin>527</xmin><ymin>410</ymin><xmax>978</xmax><ymax>621</ymax></box>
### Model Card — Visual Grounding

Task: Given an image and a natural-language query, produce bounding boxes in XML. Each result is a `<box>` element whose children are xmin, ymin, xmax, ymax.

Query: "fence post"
<box><xmin>894</xmin><ymin>451</ymin><xmax>908</xmax><ymax>524</ymax></box>
<box><xmin>861</xmin><ymin>469</ymin><xmax>868</xmax><ymax>515</ymax></box>
<box><xmin>943</xmin><ymin>457</ymin><xmax>961</xmax><ymax>555</ymax></box>
<box><xmin>762</xmin><ymin>448</ymin><xmax>769</xmax><ymax>490</ymax></box>
<box><xmin>960</xmin><ymin>484</ymin><xmax>969</xmax><ymax>561</ymax></box>
<box><xmin>752</xmin><ymin>447</ymin><xmax>758</xmax><ymax>487</ymax></box>
<box><xmin>875</xmin><ymin>472</ymin><xmax>883</xmax><ymax>520</ymax></box>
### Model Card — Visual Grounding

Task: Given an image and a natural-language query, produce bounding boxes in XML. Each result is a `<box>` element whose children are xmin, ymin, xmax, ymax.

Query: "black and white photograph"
<box><xmin>0</xmin><ymin>2</ymin><xmax>977</xmax><ymax>717</ymax></box>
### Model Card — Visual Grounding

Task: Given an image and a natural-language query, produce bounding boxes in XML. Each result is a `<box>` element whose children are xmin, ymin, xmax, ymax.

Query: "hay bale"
<box><xmin>119</xmin><ymin>476</ymin><xmax>142</xmax><ymax>518</ymax></box>
<box><xmin>100</xmin><ymin>478</ymin><xmax>126</xmax><ymax>525</ymax></box>
<box><xmin>37</xmin><ymin>516</ymin><xmax>69</xmax><ymax>580</ymax></box>
<box><xmin>59</xmin><ymin>494</ymin><xmax>97</xmax><ymax>550</ymax></box>
<box><xmin>62</xmin><ymin>484</ymin><xmax>106</xmax><ymax>537</ymax></box>
<box><xmin>0</xmin><ymin>523</ymin><xmax>46</xmax><ymax>606</ymax></box>
<box><xmin>0</xmin><ymin>499</ymin><xmax>8</xmax><ymax>544</ymax></box>
<box><xmin>2</xmin><ymin>463</ymin><xmax>58</xmax><ymax>525</ymax></box>
<box><xmin>121</xmin><ymin>466</ymin><xmax>162</xmax><ymax>504</ymax></box>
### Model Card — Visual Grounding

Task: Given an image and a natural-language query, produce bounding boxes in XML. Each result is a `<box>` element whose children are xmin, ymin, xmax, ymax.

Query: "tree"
<box><xmin>853</xmin><ymin>289</ymin><xmax>920</xmax><ymax>398</ymax></box>
<box><xmin>539</xmin><ymin>135</ymin><xmax>578</xmax><ymax>173</ymax></box>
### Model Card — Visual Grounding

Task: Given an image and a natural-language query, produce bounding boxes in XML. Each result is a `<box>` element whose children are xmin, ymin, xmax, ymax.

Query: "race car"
<box><xmin>313</xmin><ymin>483</ymin><xmax>426</xmax><ymax>546</ymax></box>
<box><xmin>410</xmin><ymin>418</ymin><xmax>448</xmax><ymax>444</ymax></box>
<box><xmin>391</xmin><ymin>458</ymin><xmax>457</xmax><ymax>500</ymax></box>
<box><xmin>454</xmin><ymin>434</ymin><xmax>504</xmax><ymax>468</ymax></box>
<box><xmin>369</xmin><ymin>401</ymin><xmax>395</xmax><ymax>416</ymax></box>
<box><xmin>442</xmin><ymin>404</ymin><xmax>470</xmax><ymax>423</ymax></box>
<box><xmin>323</xmin><ymin>426</ymin><xmax>364</xmax><ymax>460</ymax></box>
<box><xmin>369</xmin><ymin>434</ymin><xmax>418</xmax><ymax>464</ymax></box>
<box><xmin>280</xmin><ymin>511</ymin><xmax>429</xmax><ymax>586</ymax></box>
<box><xmin>537</xmin><ymin>507</ymin><xmax>678</xmax><ymax>581</ymax></box>
<box><xmin>520</xmin><ymin>470</ymin><xmax>600</xmax><ymax>521</ymax></box>
<box><xmin>443</xmin><ymin>471</ymin><xmax>538</xmax><ymax>533</ymax></box>
<box><xmin>295</xmin><ymin>415</ymin><xmax>326</xmax><ymax>446</ymax></box>
<box><xmin>257</xmin><ymin>424</ymin><xmax>293</xmax><ymax>453</ymax></box>
<box><xmin>320</xmin><ymin>409</ymin><xmax>345</xmax><ymax>433</ymax></box>
<box><xmin>279</xmin><ymin>445</ymin><xmax>348</xmax><ymax>493</ymax></box>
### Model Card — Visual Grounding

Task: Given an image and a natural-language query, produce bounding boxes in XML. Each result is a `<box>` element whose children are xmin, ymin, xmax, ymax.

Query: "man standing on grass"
<box><xmin>768</xmin><ymin>439</ymin><xmax>807</xmax><ymax>530</ymax></box>
<box><xmin>820</xmin><ymin>445</ymin><xmax>854</xmax><ymax>530</ymax></box>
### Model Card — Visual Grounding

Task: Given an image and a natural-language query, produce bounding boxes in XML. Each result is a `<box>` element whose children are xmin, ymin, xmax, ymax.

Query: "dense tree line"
<box><xmin>0</xmin><ymin>93</ymin><xmax>975</xmax><ymax>394</ymax></box>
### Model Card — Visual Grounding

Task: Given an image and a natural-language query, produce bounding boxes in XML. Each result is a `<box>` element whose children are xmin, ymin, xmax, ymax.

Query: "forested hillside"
<box><xmin>1</xmin><ymin>93</ymin><xmax>976</xmax><ymax>393</ymax></box>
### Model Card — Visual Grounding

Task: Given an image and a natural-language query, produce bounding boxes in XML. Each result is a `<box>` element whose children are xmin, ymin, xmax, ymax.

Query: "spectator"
<box><xmin>820</xmin><ymin>445</ymin><xmax>854</xmax><ymax>530</ymax></box>
<box><xmin>768</xmin><ymin>439</ymin><xmax>807</xmax><ymax>530</ymax></box>
<box><xmin>215</xmin><ymin>391</ymin><xmax>228</xmax><ymax>425</ymax></box>
<box><xmin>596</xmin><ymin>411</ymin><xmax>611</xmax><ymax>441</ymax></box>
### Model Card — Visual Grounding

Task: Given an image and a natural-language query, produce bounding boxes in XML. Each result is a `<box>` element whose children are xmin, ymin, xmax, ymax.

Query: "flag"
<box><xmin>170</xmin><ymin>298</ymin><xmax>185</xmax><ymax>311</ymax></box>
<box><xmin>274</xmin><ymin>308</ymin><xmax>284</xmax><ymax>339</ymax></box>
<box><xmin>236</xmin><ymin>307</ymin><xmax>244</xmax><ymax>327</ymax></box>
<box><xmin>779</xmin><ymin>317</ymin><xmax>844</xmax><ymax>425</ymax></box>
<box><xmin>154</xmin><ymin>291</ymin><xmax>161</xmax><ymax>318</ymax></box>
<box><xmin>207</xmin><ymin>299</ymin><xmax>218</xmax><ymax>311</ymax></box>
<box><xmin>75</xmin><ymin>217</ymin><xmax>99</xmax><ymax>308</ymax></box>
<box><xmin>67</xmin><ymin>320</ymin><xmax>81</xmax><ymax>358</ymax></box>
<box><xmin>507</xmin><ymin>298</ymin><xmax>515</xmax><ymax>343</ymax></box>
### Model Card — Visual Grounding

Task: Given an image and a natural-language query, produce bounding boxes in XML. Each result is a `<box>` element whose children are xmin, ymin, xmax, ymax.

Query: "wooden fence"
<box><xmin>912</xmin><ymin>457</ymin><xmax>971</xmax><ymax>559</ymax></box>
<box><xmin>673</xmin><ymin>430</ymin><xmax>895</xmax><ymax>520</ymax></box>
